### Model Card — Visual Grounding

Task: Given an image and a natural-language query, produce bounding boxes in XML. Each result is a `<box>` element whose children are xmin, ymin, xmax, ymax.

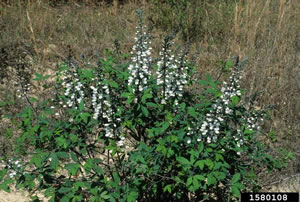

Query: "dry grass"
<box><xmin>0</xmin><ymin>0</ymin><xmax>299</xmax><ymax>195</ymax></box>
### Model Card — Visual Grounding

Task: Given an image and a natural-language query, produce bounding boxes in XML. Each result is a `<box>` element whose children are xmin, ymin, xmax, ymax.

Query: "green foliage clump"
<box><xmin>0</xmin><ymin>10</ymin><xmax>292</xmax><ymax>202</ymax></box>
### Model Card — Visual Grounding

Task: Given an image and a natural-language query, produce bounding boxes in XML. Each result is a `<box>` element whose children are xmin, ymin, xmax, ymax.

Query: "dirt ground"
<box><xmin>0</xmin><ymin>190</ymin><xmax>31</xmax><ymax>202</ymax></box>
<box><xmin>0</xmin><ymin>188</ymin><xmax>48</xmax><ymax>202</ymax></box>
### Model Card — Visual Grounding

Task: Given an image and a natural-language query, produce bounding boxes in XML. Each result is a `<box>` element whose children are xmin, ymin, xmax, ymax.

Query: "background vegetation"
<box><xmin>0</xmin><ymin>0</ymin><xmax>299</xmax><ymax>198</ymax></box>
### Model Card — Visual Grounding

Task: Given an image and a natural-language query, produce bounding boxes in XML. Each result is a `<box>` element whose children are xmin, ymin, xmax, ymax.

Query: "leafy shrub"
<box><xmin>0</xmin><ymin>10</ymin><xmax>292</xmax><ymax>202</ymax></box>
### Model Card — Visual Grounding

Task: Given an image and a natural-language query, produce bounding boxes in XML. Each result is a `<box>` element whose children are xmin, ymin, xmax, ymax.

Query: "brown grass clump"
<box><xmin>0</xmin><ymin>0</ymin><xmax>299</xmax><ymax>196</ymax></box>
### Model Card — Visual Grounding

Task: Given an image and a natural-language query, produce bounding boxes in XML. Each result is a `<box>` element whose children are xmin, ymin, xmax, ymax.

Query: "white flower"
<box><xmin>207</xmin><ymin>137</ymin><xmax>211</xmax><ymax>144</ymax></box>
<box><xmin>9</xmin><ymin>171</ymin><xmax>17</xmax><ymax>178</ymax></box>
<box><xmin>217</xmin><ymin>117</ymin><xmax>224</xmax><ymax>122</ymax></box>
<box><xmin>117</xmin><ymin>140</ymin><xmax>124</xmax><ymax>147</ymax></box>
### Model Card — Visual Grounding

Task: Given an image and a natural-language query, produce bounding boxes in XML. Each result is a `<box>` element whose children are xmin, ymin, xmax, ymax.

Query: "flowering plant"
<box><xmin>0</xmin><ymin>10</ymin><xmax>292</xmax><ymax>202</ymax></box>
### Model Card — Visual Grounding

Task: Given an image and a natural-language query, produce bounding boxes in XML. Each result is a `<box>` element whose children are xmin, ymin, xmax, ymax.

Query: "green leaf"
<box><xmin>167</xmin><ymin>149</ymin><xmax>174</xmax><ymax>158</ymax></box>
<box><xmin>193</xmin><ymin>177</ymin><xmax>200</xmax><ymax>190</ymax></box>
<box><xmin>165</xmin><ymin>111</ymin><xmax>173</xmax><ymax>122</ymax></box>
<box><xmin>187</xmin><ymin>177</ymin><xmax>193</xmax><ymax>186</ymax></box>
<box><xmin>215</xmin><ymin>153</ymin><xmax>224</xmax><ymax>161</ymax></box>
<box><xmin>194</xmin><ymin>175</ymin><xmax>206</xmax><ymax>181</ymax></box>
<box><xmin>141</xmin><ymin>106</ymin><xmax>149</xmax><ymax>117</ymax></box>
<box><xmin>232</xmin><ymin>173</ymin><xmax>241</xmax><ymax>183</ymax></box>
<box><xmin>170</xmin><ymin>135</ymin><xmax>178</xmax><ymax>143</ymax></box>
<box><xmin>50</xmin><ymin>153</ymin><xmax>59</xmax><ymax>170</ymax></box>
<box><xmin>113</xmin><ymin>172</ymin><xmax>120</xmax><ymax>185</ymax></box>
<box><xmin>44</xmin><ymin>187</ymin><xmax>55</xmax><ymax>198</ymax></box>
<box><xmin>0</xmin><ymin>101</ymin><xmax>7</xmax><ymax>107</ymax></box>
<box><xmin>231</xmin><ymin>95</ymin><xmax>240</xmax><ymax>106</ymax></box>
<box><xmin>100</xmin><ymin>191</ymin><xmax>110</xmax><ymax>199</ymax></box>
<box><xmin>56</xmin><ymin>136</ymin><xmax>68</xmax><ymax>148</ymax></box>
<box><xmin>177</xmin><ymin>157</ymin><xmax>190</xmax><ymax>165</ymax></box>
<box><xmin>146</xmin><ymin>102</ymin><xmax>157</xmax><ymax>108</ymax></box>
<box><xmin>235</xmin><ymin>182</ymin><xmax>245</xmax><ymax>190</ymax></box>
<box><xmin>244</xmin><ymin>127</ymin><xmax>255</xmax><ymax>135</ymax></box>
<box><xmin>81</xmin><ymin>69</ymin><xmax>93</xmax><ymax>78</ymax></box>
<box><xmin>231</xmin><ymin>185</ymin><xmax>241</xmax><ymax>198</ymax></box>
<box><xmin>79</xmin><ymin>101</ymin><xmax>85</xmax><ymax>111</ymax></box>
<box><xmin>206</xmin><ymin>73</ymin><xmax>213</xmax><ymax>82</ymax></box>
<box><xmin>205</xmin><ymin>159</ymin><xmax>214</xmax><ymax>170</ymax></box>
<box><xmin>121</xmin><ymin>92</ymin><xmax>131</xmax><ymax>98</ymax></box>
<box><xmin>207</xmin><ymin>174</ymin><xmax>217</xmax><ymax>186</ymax></box>
<box><xmin>141</xmin><ymin>90</ymin><xmax>153</xmax><ymax>104</ymax></box>
<box><xmin>213</xmin><ymin>171</ymin><xmax>226</xmax><ymax>181</ymax></box>
<box><xmin>72</xmin><ymin>195</ymin><xmax>83</xmax><ymax>202</ymax></box>
<box><xmin>0</xmin><ymin>169</ymin><xmax>8</xmax><ymax>181</ymax></box>
<box><xmin>58</xmin><ymin>187</ymin><xmax>72</xmax><ymax>194</ymax></box>
<box><xmin>198</xmin><ymin>80</ymin><xmax>209</xmax><ymax>85</ymax></box>
<box><xmin>32</xmin><ymin>73</ymin><xmax>50</xmax><ymax>81</ymax></box>
<box><xmin>109</xmin><ymin>81</ymin><xmax>119</xmax><ymax>88</ymax></box>
<box><xmin>79</xmin><ymin>113</ymin><xmax>90</xmax><ymax>124</ymax></box>
<box><xmin>65</xmin><ymin>163</ymin><xmax>80</xmax><ymax>176</ymax></box>
<box><xmin>29</xmin><ymin>97</ymin><xmax>39</xmax><ymax>103</ymax></box>
<box><xmin>205</xmin><ymin>88</ymin><xmax>218</xmax><ymax>95</ymax></box>
<box><xmin>126</xmin><ymin>97</ymin><xmax>133</xmax><ymax>105</ymax></box>
<box><xmin>56</xmin><ymin>152</ymin><xmax>69</xmax><ymax>159</ymax></box>
<box><xmin>127</xmin><ymin>191</ymin><xmax>138</xmax><ymax>202</ymax></box>
<box><xmin>156</xmin><ymin>144</ymin><xmax>167</xmax><ymax>155</ymax></box>
<box><xmin>160</xmin><ymin>122</ymin><xmax>169</xmax><ymax>134</ymax></box>
<box><xmin>74</xmin><ymin>182</ymin><xmax>85</xmax><ymax>191</ymax></box>
<box><xmin>163</xmin><ymin>184</ymin><xmax>172</xmax><ymax>193</ymax></box>
<box><xmin>70</xmin><ymin>152</ymin><xmax>78</xmax><ymax>162</ymax></box>
<box><xmin>30</xmin><ymin>153</ymin><xmax>43</xmax><ymax>167</ymax></box>
<box><xmin>198</xmin><ymin>142</ymin><xmax>204</xmax><ymax>153</ymax></box>
<box><xmin>80</xmin><ymin>147</ymin><xmax>87</xmax><ymax>155</ymax></box>
<box><xmin>0</xmin><ymin>178</ymin><xmax>13</xmax><ymax>192</ymax></box>
<box><xmin>225</xmin><ymin>60</ymin><xmax>233</xmax><ymax>70</ymax></box>
<box><xmin>195</xmin><ymin>160</ymin><xmax>205</xmax><ymax>170</ymax></box>
<box><xmin>70</xmin><ymin>133</ymin><xmax>78</xmax><ymax>143</ymax></box>
<box><xmin>187</xmin><ymin>107</ymin><xmax>197</xmax><ymax>118</ymax></box>
<box><xmin>180</xmin><ymin>102</ymin><xmax>186</xmax><ymax>110</ymax></box>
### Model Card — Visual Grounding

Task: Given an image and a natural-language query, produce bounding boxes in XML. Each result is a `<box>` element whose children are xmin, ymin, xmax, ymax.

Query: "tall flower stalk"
<box><xmin>128</xmin><ymin>9</ymin><xmax>152</xmax><ymax>101</ymax></box>
<box><xmin>188</xmin><ymin>57</ymin><xmax>264</xmax><ymax>155</ymax></box>
<box><xmin>156</xmin><ymin>34</ymin><xmax>189</xmax><ymax>105</ymax></box>
<box><xmin>90</xmin><ymin>67</ymin><xmax>122</xmax><ymax>144</ymax></box>
<box><xmin>59</xmin><ymin>61</ymin><xmax>85</xmax><ymax>110</ymax></box>
<box><xmin>198</xmin><ymin>58</ymin><xmax>243</xmax><ymax>143</ymax></box>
